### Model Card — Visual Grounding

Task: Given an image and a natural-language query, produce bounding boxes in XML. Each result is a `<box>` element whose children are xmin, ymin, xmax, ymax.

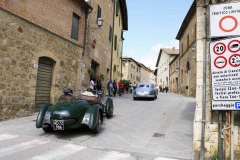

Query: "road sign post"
<box><xmin>210</xmin><ymin>2</ymin><xmax>240</xmax><ymax>37</ymax></box>
<box><xmin>210</xmin><ymin>37</ymin><xmax>240</xmax><ymax>110</ymax></box>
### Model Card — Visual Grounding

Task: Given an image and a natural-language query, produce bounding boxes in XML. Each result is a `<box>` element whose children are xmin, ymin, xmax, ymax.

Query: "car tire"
<box><xmin>42</xmin><ymin>125</ymin><xmax>53</xmax><ymax>133</ymax></box>
<box><xmin>106</xmin><ymin>101</ymin><xmax>113</xmax><ymax>118</ymax></box>
<box><xmin>93</xmin><ymin>111</ymin><xmax>101</xmax><ymax>134</ymax></box>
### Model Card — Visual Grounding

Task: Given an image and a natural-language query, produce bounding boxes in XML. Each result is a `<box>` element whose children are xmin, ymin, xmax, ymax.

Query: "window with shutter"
<box><xmin>71</xmin><ymin>13</ymin><xmax>80</xmax><ymax>41</ymax></box>
<box><xmin>109</xmin><ymin>26</ymin><xmax>112</xmax><ymax>42</ymax></box>
<box><xmin>116</xmin><ymin>0</ymin><xmax>119</xmax><ymax>16</ymax></box>
<box><xmin>114</xmin><ymin>35</ymin><xmax>117</xmax><ymax>50</ymax></box>
<box><xmin>97</xmin><ymin>5</ymin><xmax>102</xmax><ymax>19</ymax></box>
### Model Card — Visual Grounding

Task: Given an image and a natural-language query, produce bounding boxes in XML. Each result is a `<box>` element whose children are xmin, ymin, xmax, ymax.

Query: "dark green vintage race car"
<box><xmin>36</xmin><ymin>89</ymin><xmax>113</xmax><ymax>134</ymax></box>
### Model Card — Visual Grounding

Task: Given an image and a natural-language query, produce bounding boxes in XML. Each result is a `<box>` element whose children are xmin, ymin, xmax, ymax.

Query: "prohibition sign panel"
<box><xmin>213</xmin><ymin>42</ymin><xmax>226</xmax><ymax>55</ymax></box>
<box><xmin>214</xmin><ymin>56</ymin><xmax>227</xmax><ymax>69</ymax></box>
<box><xmin>228</xmin><ymin>39</ymin><xmax>240</xmax><ymax>52</ymax></box>
<box><xmin>210</xmin><ymin>2</ymin><xmax>240</xmax><ymax>37</ymax></box>
<box><xmin>229</xmin><ymin>54</ymin><xmax>240</xmax><ymax>67</ymax></box>
<box><xmin>210</xmin><ymin>37</ymin><xmax>240</xmax><ymax>110</ymax></box>
<box><xmin>219</xmin><ymin>15</ymin><xmax>238</xmax><ymax>33</ymax></box>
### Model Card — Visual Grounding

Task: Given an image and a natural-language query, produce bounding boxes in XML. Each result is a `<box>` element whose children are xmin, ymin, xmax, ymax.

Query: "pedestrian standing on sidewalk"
<box><xmin>113</xmin><ymin>80</ymin><xmax>117</xmax><ymax>97</ymax></box>
<box><xmin>89</xmin><ymin>78</ymin><xmax>94</xmax><ymax>91</ymax></box>
<box><xmin>165</xmin><ymin>86</ymin><xmax>169</xmax><ymax>93</ymax></box>
<box><xmin>118</xmin><ymin>79</ymin><xmax>124</xmax><ymax>96</ymax></box>
<box><xmin>107</xmin><ymin>80</ymin><xmax>113</xmax><ymax>97</ymax></box>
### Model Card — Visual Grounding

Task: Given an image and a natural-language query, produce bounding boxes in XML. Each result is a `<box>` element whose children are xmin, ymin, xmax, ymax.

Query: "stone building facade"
<box><xmin>139</xmin><ymin>63</ymin><xmax>155</xmax><ymax>84</ymax></box>
<box><xmin>193</xmin><ymin>0</ymin><xmax>240</xmax><ymax>159</ymax></box>
<box><xmin>169</xmin><ymin>55</ymin><xmax>179</xmax><ymax>93</ymax></box>
<box><xmin>111</xmin><ymin>0</ymin><xmax>128</xmax><ymax>83</ymax></box>
<box><xmin>121</xmin><ymin>57</ymin><xmax>155</xmax><ymax>84</ymax></box>
<box><xmin>0</xmin><ymin>0</ymin><xmax>91</xmax><ymax>120</ymax></box>
<box><xmin>83</xmin><ymin>0</ymin><xmax>115</xmax><ymax>89</ymax></box>
<box><xmin>176</xmin><ymin>1</ymin><xmax>197</xmax><ymax>97</ymax></box>
<box><xmin>155</xmin><ymin>48</ymin><xmax>179</xmax><ymax>89</ymax></box>
<box><xmin>121</xmin><ymin>57</ymin><xmax>141</xmax><ymax>84</ymax></box>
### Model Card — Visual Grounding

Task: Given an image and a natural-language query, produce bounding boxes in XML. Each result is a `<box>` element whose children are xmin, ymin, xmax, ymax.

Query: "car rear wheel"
<box><xmin>106</xmin><ymin>101</ymin><xmax>113</xmax><ymax>118</ymax></box>
<box><xmin>93</xmin><ymin>111</ymin><xmax>101</xmax><ymax>134</ymax></box>
<box><xmin>42</xmin><ymin>125</ymin><xmax>53</xmax><ymax>133</ymax></box>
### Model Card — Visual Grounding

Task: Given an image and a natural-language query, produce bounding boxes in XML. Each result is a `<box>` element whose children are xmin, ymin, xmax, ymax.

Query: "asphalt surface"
<box><xmin>0</xmin><ymin>92</ymin><xmax>196</xmax><ymax>160</ymax></box>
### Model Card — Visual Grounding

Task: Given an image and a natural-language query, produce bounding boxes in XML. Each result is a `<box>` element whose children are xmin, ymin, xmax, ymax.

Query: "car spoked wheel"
<box><xmin>106</xmin><ymin>100</ymin><xmax>114</xmax><ymax>118</ymax></box>
<box><xmin>93</xmin><ymin>111</ymin><xmax>101</xmax><ymax>134</ymax></box>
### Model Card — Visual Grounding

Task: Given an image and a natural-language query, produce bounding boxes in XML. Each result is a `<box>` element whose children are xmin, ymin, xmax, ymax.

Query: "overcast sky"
<box><xmin>123</xmin><ymin>0</ymin><xmax>194</xmax><ymax>70</ymax></box>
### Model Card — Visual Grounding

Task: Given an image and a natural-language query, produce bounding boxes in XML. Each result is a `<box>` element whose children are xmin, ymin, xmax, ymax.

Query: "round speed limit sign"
<box><xmin>229</xmin><ymin>54</ymin><xmax>240</xmax><ymax>67</ymax></box>
<box><xmin>213</xmin><ymin>42</ymin><xmax>226</xmax><ymax>55</ymax></box>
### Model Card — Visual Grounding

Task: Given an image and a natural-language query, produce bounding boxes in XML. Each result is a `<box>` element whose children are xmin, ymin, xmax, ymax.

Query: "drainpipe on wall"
<box><xmin>82</xmin><ymin>8</ymin><xmax>92</xmax><ymax>56</ymax></box>
<box><xmin>110</xmin><ymin>0</ymin><xmax>116</xmax><ymax>81</ymax></box>
<box><xmin>200</xmin><ymin>0</ymin><xmax>207</xmax><ymax>159</ymax></box>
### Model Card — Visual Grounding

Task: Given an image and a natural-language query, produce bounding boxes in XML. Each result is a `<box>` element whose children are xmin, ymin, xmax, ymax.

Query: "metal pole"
<box><xmin>218</xmin><ymin>111</ymin><xmax>223</xmax><ymax>160</ymax></box>
<box><xmin>200</xmin><ymin>1</ymin><xmax>207</xmax><ymax>159</ymax></box>
<box><xmin>231</xmin><ymin>111</ymin><xmax>234</xmax><ymax>160</ymax></box>
<box><xmin>110</xmin><ymin>0</ymin><xmax>116</xmax><ymax>81</ymax></box>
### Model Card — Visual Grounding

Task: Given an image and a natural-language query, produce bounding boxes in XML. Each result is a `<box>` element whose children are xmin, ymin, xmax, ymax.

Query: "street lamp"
<box><xmin>96</xmin><ymin>18</ymin><xmax>103</xmax><ymax>28</ymax></box>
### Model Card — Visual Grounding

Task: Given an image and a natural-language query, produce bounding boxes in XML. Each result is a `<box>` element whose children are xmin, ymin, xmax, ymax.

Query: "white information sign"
<box><xmin>210</xmin><ymin>37</ymin><xmax>240</xmax><ymax>110</ymax></box>
<box><xmin>210</xmin><ymin>2</ymin><xmax>240</xmax><ymax>37</ymax></box>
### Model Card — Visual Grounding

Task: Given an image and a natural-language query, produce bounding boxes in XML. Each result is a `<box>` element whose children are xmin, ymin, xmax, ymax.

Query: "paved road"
<box><xmin>0</xmin><ymin>93</ymin><xmax>195</xmax><ymax>160</ymax></box>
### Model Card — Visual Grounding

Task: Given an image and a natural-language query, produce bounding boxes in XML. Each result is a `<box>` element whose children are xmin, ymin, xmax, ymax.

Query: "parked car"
<box><xmin>36</xmin><ymin>89</ymin><xmax>113</xmax><ymax>134</ymax></box>
<box><xmin>133</xmin><ymin>82</ymin><xmax>158</xmax><ymax>100</ymax></box>
<box><xmin>154</xmin><ymin>85</ymin><xmax>159</xmax><ymax>93</ymax></box>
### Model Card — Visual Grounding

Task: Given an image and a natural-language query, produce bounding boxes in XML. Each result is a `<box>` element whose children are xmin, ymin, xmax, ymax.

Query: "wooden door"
<box><xmin>35</xmin><ymin>57</ymin><xmax>54</xmax><ymax>111</ymax></box>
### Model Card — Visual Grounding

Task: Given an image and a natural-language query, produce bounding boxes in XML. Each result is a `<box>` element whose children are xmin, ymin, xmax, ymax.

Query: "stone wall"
<box><xmin>0</xmin><ymin>9</ymin><xmax>84</xmax><ymax>120</ymax></box>
<box><xmin>0</xmin><ymin>0</ymin><xmax>87</xmax><ymax>46</ymax></box>
<box><xmin>178</xmin><ymin>13</ymin><xmax>197</xmax><ymax>97</ymax></box>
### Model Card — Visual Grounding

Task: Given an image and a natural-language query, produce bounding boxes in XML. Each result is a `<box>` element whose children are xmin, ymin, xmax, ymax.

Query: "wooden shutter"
<box><xmin>35</xmin><ymin>57</ymin><xmax>54</xmax><ymax>111</ymax></box>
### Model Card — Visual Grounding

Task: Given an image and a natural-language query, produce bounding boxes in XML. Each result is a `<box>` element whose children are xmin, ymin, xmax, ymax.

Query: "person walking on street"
<box><xmin>165</xmin><ymin>86</ymin><xmax>169</xmax><ymax>93</ymax></box>
<box><xmin>89</xmin><ymin>78</ymin><xmax>94</xmax><ymax>91</ymax></box>
<box><xmin>159</xmin><ymin>85</ymin><xmax>163</xmax><ymax>92</ymax></box>
<box><xmin>118</xmin><ymin>79</ymin><xmax>124</xmax><ymax>96</ymax></box>
<box><xmin>113</xmin><ymin>80</ymin><xmax>117</xmax><ymax>97</ymax></box>
<box><xmin>107</xmin><ymin>80</ymin><xmax>113</xmax><ymax>97</ymax></box>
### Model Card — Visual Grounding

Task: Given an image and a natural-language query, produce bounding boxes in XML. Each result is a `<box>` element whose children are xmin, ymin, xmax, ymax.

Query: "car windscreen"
<box><xmin>138</xmin><ymin>84</ymin><xmax>150</xmax><ymax>88</ymax></box>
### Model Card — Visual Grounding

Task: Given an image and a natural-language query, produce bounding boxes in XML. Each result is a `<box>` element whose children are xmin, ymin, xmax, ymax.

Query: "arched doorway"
<box><xmin>35</xmin><ymin>57</ymin><xmax>55</xmax><ymax>111</ymax></box>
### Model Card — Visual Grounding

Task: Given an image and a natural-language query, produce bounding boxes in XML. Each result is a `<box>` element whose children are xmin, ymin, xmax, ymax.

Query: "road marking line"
<box><xmin>0</xmin><ymin>139</ymin><xmax>50</xmax><ymax>158</ymax></box>
<box><xmin>0</xmin><ymin>134</ymin><xmax>18</xmax><ymax>142</ymax></box>
<box><xmin>98</xmin><ymin>151</ymin><xmax>131</xmax><ymax>160</ymax></box>
<box><xmin>155</xmin><ymin>157</ymin><xmax>179</xmax><ymax>160</ymax></box>
<box><xmin>28</xmin><ymin>143</ymin><xmax>86</xmax><ymax>160</ymax></box>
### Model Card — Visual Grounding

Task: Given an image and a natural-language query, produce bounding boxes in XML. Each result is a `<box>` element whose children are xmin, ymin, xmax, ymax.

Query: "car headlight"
<box><xmin>149</xmin><ymin>91</ymin><xmax>154</xmax><ymax>95</ymax></box>
<box><xmin>44</xmin><ymin>112</ymin><xmax>51</xmax><ymax>120</ymax></box>
<box><xmin>83</xmin><ymin>113</ymin><xmax>90</xmax><ymax>123</ymax></box>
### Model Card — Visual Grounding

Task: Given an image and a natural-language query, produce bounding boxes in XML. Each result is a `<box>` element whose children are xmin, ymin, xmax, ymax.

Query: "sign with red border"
<box><xmin>229</xmin><ymin>54</ymin><xmax>240</xmax><ymax>67</ymax></box>
<box><xmin>219</xmin><ymin>16</ymin><xmax>238</xmax><ymax>32</ymax></box>
<box><xmin>214</xmin><ymin>56</ymin><xmax>227</xmax><ymax>69</ymax></box>
<box><xmin>228</xmin><ymin>40</ymin><xmax>240</xmax><ymax>52</ymax></box>
<box><xmin>213</xmin><ymin>42</ymin><xmax>226</xmax><ymax>55</ymax></box>
<box><xmin>210</xmin><ymin>37</ymin><xmax>240</xmax><ymax>110</ymax></box>
<box><xmin>210</xmin><ymin>2</ymin><xmax>240</xmax><ymax>37</ymax></box>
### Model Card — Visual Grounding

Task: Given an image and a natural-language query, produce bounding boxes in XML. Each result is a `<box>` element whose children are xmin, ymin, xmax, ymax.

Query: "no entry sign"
<box><xmin>210</xmin><ymin>2</ymin><xmax>240</xmax><ymax>37</ymax></box>
<box><xmin>210</xmin><ymin>37</ymin><xmax>240</xmax><ymax>110</ymax></box>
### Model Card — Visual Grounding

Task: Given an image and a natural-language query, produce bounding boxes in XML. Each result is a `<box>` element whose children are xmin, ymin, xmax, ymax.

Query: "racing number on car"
<box><xmin>53</xmin><ymin>120</ymin><xmax>64</xmax><ymax>130</ymax></box>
